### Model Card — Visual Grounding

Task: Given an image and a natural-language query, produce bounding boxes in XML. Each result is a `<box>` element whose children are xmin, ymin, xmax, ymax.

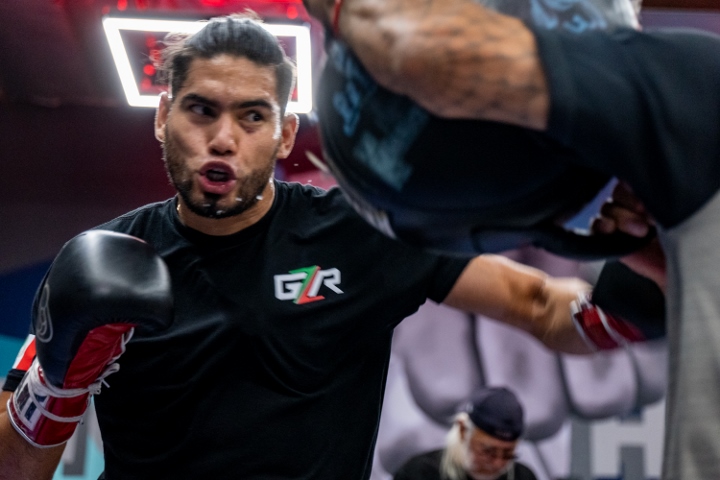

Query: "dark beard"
<box><xmin>162</xmin><ymin>125</ymin><xmax>277</xmax><ymax>219</ymax></box>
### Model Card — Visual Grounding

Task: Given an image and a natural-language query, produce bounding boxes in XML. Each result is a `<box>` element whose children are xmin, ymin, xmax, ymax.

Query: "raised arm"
<box><xmin>304</xmin><ymin>0</ymin><xmax>550</xmax><ymax>129</ymax></box>
<box><xmin>442</xmin><ymin>252</ymin><xmax>666</xmax><ymax>354</ymax></box>
<box><xmin>442</xmin><ymin>255</ymin><xmax>592</xmax><ymax>354</ymax></box>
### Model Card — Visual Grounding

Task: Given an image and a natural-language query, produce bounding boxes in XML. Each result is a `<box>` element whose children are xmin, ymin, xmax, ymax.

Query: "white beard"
<box><xmin>464</xmin><ymin>460</ymin><xmax>514</xmax><ymax>480</ymax></box>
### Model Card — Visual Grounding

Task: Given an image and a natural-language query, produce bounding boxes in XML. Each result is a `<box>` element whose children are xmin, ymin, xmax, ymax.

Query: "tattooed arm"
<box><xmin>304</xmin><ymin>0</ymin><xmax>550</xmax><ymax>130</ymax></box>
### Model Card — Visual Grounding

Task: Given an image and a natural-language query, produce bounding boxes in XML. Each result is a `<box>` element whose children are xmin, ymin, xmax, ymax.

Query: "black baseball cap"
<box><xmin>465</xmin><ymin>386</ymin><xmax>524</xmax><ymax>441</ymax></box>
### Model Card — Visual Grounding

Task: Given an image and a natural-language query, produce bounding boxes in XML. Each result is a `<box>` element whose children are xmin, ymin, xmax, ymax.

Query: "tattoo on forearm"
<box><xmin>344</xmin><ymin>0</ymin><xmax>548</xmax><ymax>128</ymax></box>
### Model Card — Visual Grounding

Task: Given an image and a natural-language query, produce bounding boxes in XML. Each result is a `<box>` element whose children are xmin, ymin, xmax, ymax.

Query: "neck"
<box><xmin>176</xmin><ymin>181</ymin><xmax>276</xmax><ymax>236</ymax></box>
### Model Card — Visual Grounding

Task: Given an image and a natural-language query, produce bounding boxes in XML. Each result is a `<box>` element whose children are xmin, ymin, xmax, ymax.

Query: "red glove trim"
<box><xmin>65</xmin><ymin>323</ymin><xmax>135</xmax><ymax>389</ymax></box>
<box><xmin>571</xmin><ymin>293</ymin><xmax>646</xmax><ymax>351</ymax></box>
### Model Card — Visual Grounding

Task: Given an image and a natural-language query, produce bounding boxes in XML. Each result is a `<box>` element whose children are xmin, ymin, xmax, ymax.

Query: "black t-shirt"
<box><xmin>393</xmin><ymin>449</ymin><xmax>538</xmax><ymax>480</ymax></box>
<box><xmin>88</xmin><ymin>181</ymin><xmax>468</xmax><ymax>479</ymax></box>
<box><xmin>535</xmin><ymin>25</ymin><xmax>720</xmax><ymax>229</ymax></box>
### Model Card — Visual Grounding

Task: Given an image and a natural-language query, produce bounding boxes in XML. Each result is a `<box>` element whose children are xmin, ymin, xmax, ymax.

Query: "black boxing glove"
<box><xmin>571</xmin><ymin>261</ymin><xmax>666</xmax><ymax>350</ymax></box>
<box><xmin>7</xmin><ymin>230</ymin><xmax>173</xmax><ymax>447</ymax></box>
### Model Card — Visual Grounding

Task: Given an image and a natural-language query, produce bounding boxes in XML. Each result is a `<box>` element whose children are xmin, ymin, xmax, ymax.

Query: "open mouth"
<box><xmin>198</xmin><ymin>162</ymin><xmax>238</xmax><ymax>195</ymax></box>
<box><xmin>205</xmin><ymin>169</ymin><xmax>230</xmax><ymax>182</ymax></box>
<box><xmin>200</xmin><ymin>162</ymin><xmax>236</xmax><ymax>183</ymax></box>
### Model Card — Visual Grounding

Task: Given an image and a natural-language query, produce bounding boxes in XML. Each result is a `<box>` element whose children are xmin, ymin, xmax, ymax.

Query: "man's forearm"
<box><xmin>333</xmin><ymin>0</ymin><xmax>550</xmax><ymax>129</ymax></box>
<box><xmin>0</xmin><ymin>391</ymin><xmax>65</xmax><ymax>480</ymax></box>
<box><xmin>443</xmin><ymin>255</ymin><xmax>594</xmax><ymax>354</ymax></box>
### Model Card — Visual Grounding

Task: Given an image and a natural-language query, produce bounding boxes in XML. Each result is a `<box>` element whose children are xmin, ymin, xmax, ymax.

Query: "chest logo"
<box><xmin>274</xmin><ymin>266</ymin><xmax>343</xmax><ymax>304</ymax></box>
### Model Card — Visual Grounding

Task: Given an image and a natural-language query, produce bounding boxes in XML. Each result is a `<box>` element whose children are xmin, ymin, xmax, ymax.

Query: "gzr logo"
<box><xmin>274</xmin><ymin>266</ymin><xmax>343</xmax><ymax>304</ymax></box>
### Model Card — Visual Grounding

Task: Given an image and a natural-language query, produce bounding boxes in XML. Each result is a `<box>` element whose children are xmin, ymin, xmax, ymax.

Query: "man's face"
<box><xmin>155</xmin><ymin>54</ymin><xmax>297</xmax><ymax>219</ymax></box>
<box><xmin>462</xmin><ymin>426</ymin><xmax>518</xmax><ymax>480</ymax></box>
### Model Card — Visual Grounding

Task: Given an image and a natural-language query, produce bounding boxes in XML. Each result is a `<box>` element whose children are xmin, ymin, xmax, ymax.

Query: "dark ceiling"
<box><xmin>0</xmin><ymin>0</ymin><xmax>323</xmax><ymax>107</ymax></box>
<box><xmin>0</xmin><ymin>0</ymin><xmax>139</xmax><ymax>108</ymax></box>
<box><xmin>0</xmin><ymin>0</ymin><xmax>716</xmax><ymax>109</ymax></box>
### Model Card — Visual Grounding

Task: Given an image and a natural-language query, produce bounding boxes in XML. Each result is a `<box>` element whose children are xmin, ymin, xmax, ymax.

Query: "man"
<box><xmin>394</xmin><ymin>387</ymin><xmax>537</xmax><ymax>480</ymax></box>
<box><xmin>304</xmin><ymin>0</ymin><xmax>653</xmax><ymax>262</ymax></box>
<box><xmin>302</xmin><ymin>0</ymin><xmax>717</xmax><ymax>478</ymax></box>
<box><xmin>0</xmin><ymin>12</ymin><xmax>657</xmax><ymax>480</ymax></box>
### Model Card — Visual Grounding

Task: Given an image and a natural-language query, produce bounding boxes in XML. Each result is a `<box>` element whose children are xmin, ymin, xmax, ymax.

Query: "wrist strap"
<box><xmin>570</xmin><ymin>292</ymin><xmax>646</xmax><ymax>351</ymax></box>
<box><xmin>7</xmin><ymin>328</ymin><xmax>131</xmax><ymax>449</ymax></box>
<box><xmin>21</xmin><ymin>363</ymin><xmax>88</xmax><ymax>422</ymax></box>
<box><xmin>8</xmin><ymin>362</ymin><xmax>89</xmax><ymax>448</ymax></box>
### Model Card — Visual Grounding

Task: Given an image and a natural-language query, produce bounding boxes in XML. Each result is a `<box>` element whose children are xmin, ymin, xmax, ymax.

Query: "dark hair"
<box><xmin>159</xmin><ymin>11</ymin><xmax>296</xmax><ymax>114</ymax></box>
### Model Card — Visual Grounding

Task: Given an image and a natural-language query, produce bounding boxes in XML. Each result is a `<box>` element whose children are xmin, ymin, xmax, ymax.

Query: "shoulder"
<box><xmin>277</xmin><ymin>181</ymin><xmax>352</xmax><ymax>212</ymax></box>
<box><xmin>92</xmin><ymin>199</ymin><xmax>173</xmax><ymax>240</ymax></box>
<box><xmin>275</xmin><ymin>180</ymin><xmax>386</xmax><ymax>235</ymax></box>
<box><xmin>275</xmin><ymin>180</ymin><xmax>431</xmax><ymax>253</ymax></box>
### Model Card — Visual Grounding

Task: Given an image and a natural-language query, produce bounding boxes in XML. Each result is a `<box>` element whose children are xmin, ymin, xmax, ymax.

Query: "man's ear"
<box><xmin>276</xmin><ymin>112</ymin><xmax>299</xmax><ymax>160</ymax></box>
<box><xmin>155</xmin><ymin>92</ymin><xmax>171</xmax><ymax>143</ymax></box>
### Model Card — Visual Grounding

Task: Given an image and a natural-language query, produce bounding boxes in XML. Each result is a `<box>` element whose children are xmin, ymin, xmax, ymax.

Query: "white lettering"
<box><xmin>274</xmin><ymin>272</ymin><xmax>307</xmax><ymax>300</ymax></box>
<box><xmin>308</xmin><ymin>268</ymin><xmax>343</xmax><ymax>297</ymax></box>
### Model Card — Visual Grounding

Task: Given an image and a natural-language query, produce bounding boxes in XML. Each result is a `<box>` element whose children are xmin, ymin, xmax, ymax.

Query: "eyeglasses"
<box><xmin>470</xmin><ymin>443</ymin><xmax>518</xmax><ymax>462</ymax></box>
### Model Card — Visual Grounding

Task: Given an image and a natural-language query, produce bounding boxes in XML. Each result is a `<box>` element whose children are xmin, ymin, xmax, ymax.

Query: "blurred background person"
<box><xmin>394</xmin><ymin>386</ymin><xmax>537</xmax><ymax>480</ymax></box>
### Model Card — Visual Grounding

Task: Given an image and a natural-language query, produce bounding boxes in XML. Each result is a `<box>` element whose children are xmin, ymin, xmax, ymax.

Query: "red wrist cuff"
<box><xmin>571</xmin><ymin>293</ymin><xmax>646</xmax><ymax>351</ymax></box>
<box><xmin>8</xmin><ymin>361</ymin><xmax>89</xmax><ymax>448</ymax></box>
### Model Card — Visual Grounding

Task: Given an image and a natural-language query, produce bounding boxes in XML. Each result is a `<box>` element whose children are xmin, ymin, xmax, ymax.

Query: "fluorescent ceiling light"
<box><xmin>102</xmin><ymin>17</ymin><xmax>313</xmax><ymax>113</ymax></box>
